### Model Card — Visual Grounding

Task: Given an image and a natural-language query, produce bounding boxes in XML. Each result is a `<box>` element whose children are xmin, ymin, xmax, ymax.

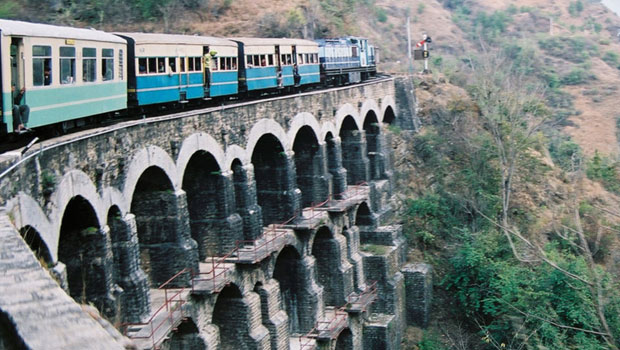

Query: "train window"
<box><xmin>119</xmin><ymin>50</ymin><xmax>124</xmax><ymax>80</ymax></box>
<box><xmin>268</xmin><ymin>55</ymin><xmax>274</xmax><ymax>66</ymax></box>
<box><xmin>102</xmin><ymin>49</ymin><xmax>114</xmax><ymax>81</ymax></box>
<box><xmin>33</xmin><ymin>45</ymin><xmax>52</xmax><ymax>86</ymax></box>
<box><xmin>298</xmin><ymin>54</ymin><xmax>303</xmax><ymax>65</ymax></box>
<box><xmin>232</xmin><ymin>57</ymin><xmax>237</xmax><ymax>70</ymax></box>
<box><xmin>168</xmin><ymin>57</ymin><xmax>176</xmax><ymax>72</ymax></box>
<box><xmin>212</xmin><ymin>58</ymin><xmax>218</xmax><ymax>71</ymax></box>
<box><xmin>59</xmin><ymin>46</ymin><xmax>76</xmax><ymax>85</ymax></box>
<box><xmin>147</xmin><ymin>57</ymin><xmax>156</xmax><ymax>73</ymax></box>
<box><xmin>260</xmin><ymin>55</ymin><xmax>266</xmax><ymax>67</ymax></box>
<box><xmin>188</xmin><ymin>57</ymin><xmax>195</xmax><ymax>71</ymax></box>
<box><xmin>220</xmin><ymin>57</ymin><xmax>225</xmax><ymax>70</ymax></box>
<box><xmin>281</xmin><ymin>54</ymin><xmax>286</xmax><ymax>65</ymax></box>
<box><xmin>246</xmin><ymin>56</ymin><xmax>252</xmax><ymax>66</ymax></box>
<box><xmin>225</xmin><ymin>57</ymin><xmax>231</xmax><ymax>70</ymax></box>
<box><xmin>194</xmin><ymin>57</ymin><xmax>202</xmax><ymax>71</ymax></box>
<box><xmin>83</xmin><ymin>47</ymin><xmax>97</xmax><ymax>83</ymax></box>
<box><xmin>157</xmin><ymin>57</ymin><xmax>165</xmax><ymax>73</ymax></box>
<box><xmin>180</xmin><ymin>57</ymin><xmax>186</xmax><ymax>72</ymax></box>
<box><xmin>304</xmin><ymin>54</ymin><xmax>309</xmax><ymax>64</ymax></box>
<box><xmin>138</xmin><ymin>58</ymin><xmax>147</xmax><ymax>74</ymax></box>
<box><xmin>352</xmin><ymin>46</ymin><xmax>358</xmax><ymax>57</ymax></box>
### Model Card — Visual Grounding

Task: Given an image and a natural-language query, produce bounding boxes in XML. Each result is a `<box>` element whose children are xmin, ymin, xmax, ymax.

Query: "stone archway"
<box><xmin>183</xmin><ymin>151</ymin><xmax>242</xmax><ymax>258</ymax></box>
<box><xmin>167</xmin><ymin>318</ymin><xmax>206</xmax><ymax>350</ymax></box>
<box><xmin>19</xmin><ymin>225</ymin><xmax>52</xmax><ymax>267</ymax></box>
<box><xmin>251</xmin><ymin>134</ymin><xmax>300</xmax><ymax>225</ymax></box>
<box><xmin>273</xmin><ymin>245</ymin><xmax>307</xmax><ymax>333</ymax></box>
<box><xmin>131</xmin><ymin>166</ymin><xmax>197</xmax><ymax>287</ymax></box>
<box><xmin>59</xmin><ymin>195</ymin><xmax>114</xmax><ymax>317</ymax></box>
<box><xmin>383</xmin><ymin>106</ymin><xmax>396</xmax><ymax>125</ymax></box>
<box><xmin>293</xmin><ymin>125</ymin><xmax>328</xmax><ymax>207</ymax></box>
<box><xmin>363</xmin><ymin>111</ymin><xmax>384</xmax><ymax>180</ymax></box>
<box><xmin>355</xmin><ymin>202</ymin><xmax>374</xmax><ymax>227</ymax></box>
<box><xmin>212</xmin><ymin>284</ymin><xmax>269</xmax><ymax>350</ymax></box>
<box><xmin>311</xmin><ymin>226</ymin><xmax>349</xmax><ymax>306</ymax></box>
<box><xmin>339</xmin><ymin>116</ymin><xmax>369</xmax><ymax>184</ymax></box>
<box><xmin>335</xmin><ymin>328</ymin><xmax>353</xmax><ymax>350</ymax></box>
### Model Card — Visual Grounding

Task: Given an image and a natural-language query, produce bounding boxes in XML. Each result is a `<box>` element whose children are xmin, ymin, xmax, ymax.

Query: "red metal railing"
<box><xmin>346</xmin><ymin>280</ymin><xmax>378</xmax><ymax>312</ymax></box>
<box><xmin>316</xmin><ymin>308</ymin><xmax>348</xmax><ymax>338</ymax></box>
<box><xmin>121</xmin><ymin>270</ymin><xmax>189</xmax><ymax>348</ymax></box>
<box><xmin>299</xmin><ymin>326</ymin><xmax>318</xmax><ymax>350</ymax></box>
<box><xmin>190</xmin><ymin>250</ymin><xmax>236</xmax><ymax>292</ymax></box>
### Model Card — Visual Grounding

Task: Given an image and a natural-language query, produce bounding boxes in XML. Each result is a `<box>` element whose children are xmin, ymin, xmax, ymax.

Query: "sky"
<box><xmin>602</xmin><ymin>0</ymin><xmax>620</xmax><ymax>16</ymax></box>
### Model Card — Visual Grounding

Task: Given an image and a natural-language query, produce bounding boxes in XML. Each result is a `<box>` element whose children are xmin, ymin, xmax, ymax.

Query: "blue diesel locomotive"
<box><xmin>0</xmin><ymin>19</ymin><xmax>377</xmax><ymax>137</ymax></box>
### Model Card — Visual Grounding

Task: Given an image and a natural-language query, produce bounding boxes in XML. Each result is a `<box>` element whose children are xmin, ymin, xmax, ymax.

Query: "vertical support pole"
<box><xmin>423</xmin><ymin>33</ymin><xmax>429</xmax><ymax>72</ymax></box>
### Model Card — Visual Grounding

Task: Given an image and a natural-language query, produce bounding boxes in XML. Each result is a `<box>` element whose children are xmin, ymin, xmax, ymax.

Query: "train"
<box><xmin>0</xmin><ymin>19</ymin><xmax>377</xmax><ymax>136</ymax></box>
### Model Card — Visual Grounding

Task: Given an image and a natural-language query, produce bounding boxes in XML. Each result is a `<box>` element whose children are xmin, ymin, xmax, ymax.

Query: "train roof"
<box><xmin>0</xmin><ymin>19</ymin><xmax>125</xmax><ymax>43</ymax></box>
<box><xmin>115</xmin><ymin>32</ymin><xmax>236</xmax><ymax>47</ymax></box>
<box><xmin>231</xmin><ymin>38</ymin><xmax>318</xmax><ymax>47</ymax></box>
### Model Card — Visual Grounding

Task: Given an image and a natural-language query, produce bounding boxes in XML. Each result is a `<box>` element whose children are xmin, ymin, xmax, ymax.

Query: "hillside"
<box><xmin>5</xmin><ymin>1</ymin><xmax>620</xmax><ymax>349</ymax></box>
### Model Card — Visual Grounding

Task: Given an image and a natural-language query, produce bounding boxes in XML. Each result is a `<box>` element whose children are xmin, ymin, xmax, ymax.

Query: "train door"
<box><xmin>11</xmin><ymin>38</ymin><xmax>24</xmax><ymax>92</ymax></box>
<box><xmin>275</xmin><ymin>45</ymin><xmax>283</xmax><ymax>88</ymax></box>
<box><xmin>10</xmin><ymin>38</ymin><xmax>24</xmax><ymax>131</ymax></box>
<box><xmin>292</xmin><ymin>45</ymin><xmax>300</xmax><ymax>86</ymax></box>
<box><xmin>359</xmin><ymin>39</ymin><xmax>367</xmax><ymax>67</ymax></box>
<box><xmin>203</xmin><ymin>46</ymin><xmax>210</xmax><ymax>97</ymax></box>
<box><xmin>177</xmin><ymin>48</ymin><xmax>188</xmax><ymax>102</ymax></box>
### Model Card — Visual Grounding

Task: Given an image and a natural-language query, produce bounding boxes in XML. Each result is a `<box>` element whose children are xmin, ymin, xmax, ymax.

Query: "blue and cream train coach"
<box><xmin>233</xmin><ymin>38</ymin><xmax>320</xmax><ymax>93</ymax></box>
<box><xmin>116</xmin><ymin>33</ymin><xmax>238</xmax><ymax>106</ymax></box>
<box><xmin>0</xmin><ymin>19</ymin><xmax>127</xmax><ymax>133</ymax></box>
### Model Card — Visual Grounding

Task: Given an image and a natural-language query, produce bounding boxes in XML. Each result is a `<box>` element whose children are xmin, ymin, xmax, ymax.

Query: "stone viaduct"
<box><xmin>0</xmin><ymin>77</ymin><xmax>430</xmax><ymax>350</ymax></box>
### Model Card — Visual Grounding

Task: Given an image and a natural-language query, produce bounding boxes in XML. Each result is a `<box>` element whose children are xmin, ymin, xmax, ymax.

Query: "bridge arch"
<box><xmin>335</xmin><ymin>328</ymin><xmax>353</xmax><ymax>350</ymax></box>
<box><xmin>340</xmin><ymin>116</ymin><xmax>369</xmax><ymax>184</ymax></box>
<box><xmin>212</xmin><ymin>283</ymin><xmax>255</xmax><ymax>350</ymax></box>
<box><xmin>359</xmin><ymin>99</ymin><xmax>381</xmax><ymax>125</ymax></box>
<box><xmin>176</xmin><ymin>132</ymin><xmax>225</xmax><ymax>181</ymax></box>
<box><xmin>287</xmin><ymin>112</ymin><xmax>322</xmax><ymax>145</ymax></box>
<box><xmin>293</xmin><ymin>125</ymin><xmax>326</xmax><ymax>207</ymax></box>
<box><xmin>224</xmin><ymin>144</ymin><xmax>250</xmax><ymax>171</ymax></box>
<box><xmin>59</xmin><ymin>194</ymin><xmax>114</xmax><ymax>317</ymax></box>
<box><xmin>130</xmin><ymin>165</ymin><xmax>197</xmax><ymax>286</ymax></box>
<box><xmin>311</xmin><ymin>226</ymin><xmax>343</xmax><ymax>306</ymax></box>
<box><xmin>182</xmin><ymin>149</ymin><xmax>234</xmax><ymax>258</ymax></box>
<box><xmin>355</xmin><ymin>202</ymin><xmax>374</xmax><ymax>227</ymax></box>
<box><xmin>167</xmin><ymin>318</ymin><xmax>206</xmax><ymax>350</ymax></box>
<box><xmin>363</xmin><ymin>110</ymin><xmax>383</xmax><ymax>180</ymax></box>
<box><xmin>335</xmin><ymin>103</ymin><xmax>360</xmax><ymax>133</ymax></box>
<box><xmin>19</xmin><ymin>225</ymin><xmax>52</xmax><ymax>267</ymax></box>
<box><xmin>51</xmin><ymin>170</ymin><xmax>104</xmax><ymax>237</ymax></box>
<box><xmin>251</xmin><ymin>133</ymin><xmax>299</xmax><ymax>225</ymax></box>
<box><xmin>380</xmin><ymin>95</ymin><xmax>397</xmax><ymax>124</ymax></box>
<box><xmin>7</xmin><ymin>193</ymin><xmax>56</xmax><ymax>262</ymax></box>
<box><xmin>246</xmin><ymin>119</ymin><xmax>290</xmax><ymax>154</ymax></box>
<box><xmin>123</xmin><ymin>145</ymin><xmax>178</xmax><ymax>209</ymax></box>
<box><xmin>273</xmin><ymin>244</ymin><xmax>315</xmax><ymax>333</ymax></box>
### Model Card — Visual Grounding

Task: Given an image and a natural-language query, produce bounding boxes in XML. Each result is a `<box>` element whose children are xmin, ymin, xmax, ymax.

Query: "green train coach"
<box><xmin>0</xmin><ymin>19</ymin><xmax>127</xmax><ymax>135</ymax></box>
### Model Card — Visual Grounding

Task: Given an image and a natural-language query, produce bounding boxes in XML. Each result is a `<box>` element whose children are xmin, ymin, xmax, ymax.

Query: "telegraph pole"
<box><xmin>407</xmin><ymin>16</ymin><xmax>413</xmax><ymax>74</ymax></box>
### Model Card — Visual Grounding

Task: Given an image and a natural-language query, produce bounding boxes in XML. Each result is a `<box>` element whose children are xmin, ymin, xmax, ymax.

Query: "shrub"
<box><xmin>417</xmin><ymin>3</ymin><xmax>426</xmax><ymax>14</ymax></box>
<box><xmin>375</xmin><ymin>7</ymin><xmax>387</xmax><ymax>23</ymax></box>
<box><xmin>538</xmin><ymin>36</ymin><xmax>598</xmax><ymax>63</ymax></box>
<box><xmin>561</xmin><ymin>67</ymin><xmax>594</xmax><ymax>85</ymax></box>
<box><xmin>602</xmin><ymin>51</ymin><xmax>620</xmax><ymax>67</ymax></box>
<box><xmin>586</xmin><ymin>151</ymin><xmax>620</xmax><ymax>193</ymax></box>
